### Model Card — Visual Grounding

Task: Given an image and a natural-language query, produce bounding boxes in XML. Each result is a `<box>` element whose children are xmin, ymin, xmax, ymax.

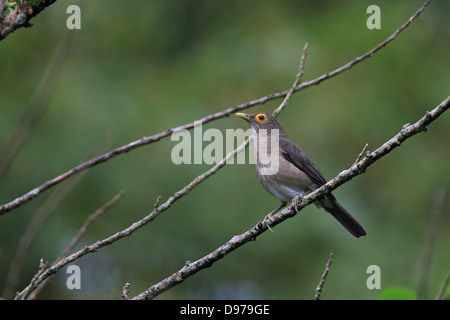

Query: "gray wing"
<box><xmin>280</xmin><ymin>139</ymin><xmax>328</xmax><ymax>188</ymax></box>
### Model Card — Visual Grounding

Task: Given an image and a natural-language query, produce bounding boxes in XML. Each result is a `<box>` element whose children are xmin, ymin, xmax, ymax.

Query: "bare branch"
<box><xmin>122</xmin><ymin>283</ymin><xmax>131</xmax><ymax>301</ymax></box>
<box><xmin>435</xmin><ymin>268</ymin><xmax>450</xmax><ymax>300</ymax></box>
<box><xmin>353</xmin><ymin>143</ymin><xmax>369</xmax><ymax>166</ymax></box>
<box><xmin>272</xmin><ymin>42</ymin><xmax>308</xmax><ymax>117</ymax></box>
<box><xmin>315</xmin><ymin>252</ymin><xmax>334</xmax><ymax>300</ymax></box>
<box><xmin>60</xmin><ymin>190</ymin><xmax>125</xmax><ymax>260</ymax></box>
<box><xmin>1</xmin><ymin>156</ymin><xmax>85</xmax><ymax>299</ymax></box>
<box><xmin>0</xmin><ymin>0</ymin><xmax>433</xmax><ymax>216</ymax></box>
<box><xmin>26</xmin><ymin>190</ymin><xmax>125</xmax><ymax>300</ymax></box>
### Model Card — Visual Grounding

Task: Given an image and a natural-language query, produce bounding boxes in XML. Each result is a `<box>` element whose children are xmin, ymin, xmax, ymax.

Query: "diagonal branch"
<box><xmin>0</xmin><ymin>0</ymin><xmax>433</xmax><ymax>216</ymax></box>
<box><xmin>435</xmin><ymin>268</ymin><xmax>450</xmax><ymax>300</ymax></box>
<box><xmin>27</xmin><ymin>190</ymin><xmax>125</xmax><ymax>300</ymax></box>
<box><xmin>273</xmin><ymin>42</ymin><xmax>308</xmax><ymax>117</ymax></box>
<box><xmin>315</xmin><ymin>252</ymin><xmax>334</xmax><ymax>300</ymax></box>
<box><xmin>130</xmin><ymin>96</ymin><xmax>449</xmax><ymax>300</ymax></box>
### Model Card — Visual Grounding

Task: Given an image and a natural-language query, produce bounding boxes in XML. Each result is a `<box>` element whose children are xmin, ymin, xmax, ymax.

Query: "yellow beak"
<box><xmin>235</xmin><ymin>113</ymin><xmax>251</xmax><ymax>121</ymax></box>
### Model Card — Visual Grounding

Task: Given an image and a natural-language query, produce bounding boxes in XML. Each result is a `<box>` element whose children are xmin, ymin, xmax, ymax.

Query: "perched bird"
<box><xmin>236</xmin><ymin>112</ymin><xmax>366</xmax><ymax>238</ymax></box>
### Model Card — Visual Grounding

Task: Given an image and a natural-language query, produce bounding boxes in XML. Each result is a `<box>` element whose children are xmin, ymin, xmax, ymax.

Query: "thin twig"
<box><xmin>273</xmin><ymin>42</ymin><xmax>308</xmax><ymax>117</ymax></box>
<box><xmin>315</xmin><ymin>252</ymin><xmax>334</xmax><ymax>300</ymax></box>
<box><xmin>122</xmin><ymin>283</ymin><xmax>131</xmax><ymax>300</ymax></box>
<box><xmin>435</xmin><ymin>268</ymin><xmax>450</xmax><ymax>300</ymax></box>
<box><xmin>1</xmin><ymin>157</ymin><xmax>85</xmax><ymax>299</ymax></box>
<box><xmin>27</xmin><ymin>190</ymin><xmax>125</xmax><ymax>300</ymax></box>
<box><xmin>1</xmin><ymin>137</ymin><xmax>113</xmax><ymax>298</ymax></box>
<box><xmin>0</xmin><ymin>0</ymin><xmax>432</xmax><ymax>216</ymax></box>
<box><xmin>353</xmin><ymin>143</ymin><xmax>369</xmax><ymax>166</ymax></box>
<box><xmin>60</xmin><ymin>190</ymin><xmax>125</xmax><ymax>260</ymax></box>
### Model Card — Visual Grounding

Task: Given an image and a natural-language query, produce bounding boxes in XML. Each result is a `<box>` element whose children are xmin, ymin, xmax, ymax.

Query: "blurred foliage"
<box><xmin>0</xmin><ymin>0</ymin><xmax>449</xmax><ymax>300</ymax></box>
<box><xmin>379</xmin><ymin>286</ymin><xmax>417</xmax><ymax>300</ymax></box>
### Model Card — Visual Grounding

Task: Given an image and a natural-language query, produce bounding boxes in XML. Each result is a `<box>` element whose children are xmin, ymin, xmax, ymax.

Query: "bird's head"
<box><xmin>235</xmin><ymin>112</ymin><xmax>282</xmax><ymax>131</ymax></box>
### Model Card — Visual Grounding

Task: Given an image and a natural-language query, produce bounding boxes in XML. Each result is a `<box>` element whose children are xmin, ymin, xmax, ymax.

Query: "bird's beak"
<box><xmin>235</xmin><ymin>113</ymin><xmax>251</xmax><ymax>121</ymax></box>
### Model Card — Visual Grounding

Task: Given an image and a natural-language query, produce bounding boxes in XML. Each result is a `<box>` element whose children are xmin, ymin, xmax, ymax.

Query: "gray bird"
<box><xmin>236</xmin><ymin>112</ymin><xmax>366</xmax><ymax>238</ymax></box>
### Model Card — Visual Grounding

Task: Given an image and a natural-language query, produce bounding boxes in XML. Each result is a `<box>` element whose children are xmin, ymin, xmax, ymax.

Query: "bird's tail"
<box><xmin>320</xmin><ymin>196</ymin><xmax>366</xmax><ymax>238</ymax></box>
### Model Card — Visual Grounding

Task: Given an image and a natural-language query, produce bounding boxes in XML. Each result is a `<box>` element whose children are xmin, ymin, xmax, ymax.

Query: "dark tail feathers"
<box><xmin>321</xmin><ymin>197</ymin><xmax>366</xmax><ymax>238</ymax></box>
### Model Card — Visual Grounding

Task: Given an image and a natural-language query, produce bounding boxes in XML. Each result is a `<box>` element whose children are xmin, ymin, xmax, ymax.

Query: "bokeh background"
<box><xmin>0</xmin><ymin>0</ymin><xmax>449</xmax><ymax>300</ymax></box>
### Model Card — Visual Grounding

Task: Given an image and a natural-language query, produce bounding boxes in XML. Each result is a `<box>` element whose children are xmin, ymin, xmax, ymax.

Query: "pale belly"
<box><xmin>257</xmin><ymin>157</ymin><xmax>316</xmax><ymax>203</ymax></box>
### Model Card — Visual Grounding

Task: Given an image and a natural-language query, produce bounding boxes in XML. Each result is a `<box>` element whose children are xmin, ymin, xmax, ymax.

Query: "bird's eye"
<box><xmin>255</xmin><ymin>113</ymin><xmax>267</xmax><ymax>123</ymax></box>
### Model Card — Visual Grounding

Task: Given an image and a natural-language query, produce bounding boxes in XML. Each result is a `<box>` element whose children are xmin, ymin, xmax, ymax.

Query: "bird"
<box><xmin>236</xmin><ymin>112</ymin><xmax>366</xmax><ymax>238</ymax></box>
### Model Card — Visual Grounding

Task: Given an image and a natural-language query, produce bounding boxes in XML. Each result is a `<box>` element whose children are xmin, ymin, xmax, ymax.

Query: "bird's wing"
<box><xmin>280</xmin><ymin>139</ymin><xmax>327</xmax><ymax>188</ymax></box>
<box><xmin>281</xmin><ymin>143</ymin><xmax>339</xmax><ymax>202</ymax></box>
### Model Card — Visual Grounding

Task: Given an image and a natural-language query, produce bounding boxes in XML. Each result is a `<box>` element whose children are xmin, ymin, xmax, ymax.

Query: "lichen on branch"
<box><xmin>0</xmin><ymin>0</ymin><xmax>57</xmax><ymax>41</ymax></box>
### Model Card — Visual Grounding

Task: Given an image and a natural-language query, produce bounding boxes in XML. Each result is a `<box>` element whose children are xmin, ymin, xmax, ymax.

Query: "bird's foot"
<box><xmin>259</xmin><ymin>202</ymin><xmax>286</xmax><ymax>232</ymax></box>
<box><xmin>262</xmin><ymin>213</ymin><xmax>275</xmax><ymax>232</ymax></box>
<box><xmin>291</xmin><ymin>195</ymin><xmax>302</xmax><ymax>214</ymax></box>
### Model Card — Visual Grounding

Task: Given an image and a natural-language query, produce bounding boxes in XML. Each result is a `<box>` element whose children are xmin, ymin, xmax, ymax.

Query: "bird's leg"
<box><xmin>290</xmin><ymin>195</ymin><xmax>302</xmax><ymax>214</ymax></box>
<box><xmin>262</xmin><ymin>201</ymin><xmax>286</xmax><ymax>231</ymax></box>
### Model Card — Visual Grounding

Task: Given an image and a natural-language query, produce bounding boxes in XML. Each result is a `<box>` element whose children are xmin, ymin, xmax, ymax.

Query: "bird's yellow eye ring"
<box><xmin>255</xmin><ymin>113</ymin><xmax>268</xmax><ymax>123</ymax></box>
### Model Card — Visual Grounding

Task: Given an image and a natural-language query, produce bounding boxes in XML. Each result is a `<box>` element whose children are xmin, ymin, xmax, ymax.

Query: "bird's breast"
<box><xmin>255</xmin><ymin>150</ymin><xmax>316</xmax><ymax>203</ymax></box>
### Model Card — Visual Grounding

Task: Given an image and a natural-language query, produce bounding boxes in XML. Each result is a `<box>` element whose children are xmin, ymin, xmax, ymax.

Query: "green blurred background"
<box><xmin>0</xmin><ymin>0</ymin><xmax>449</xmax><ymax>300</ymax></box>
